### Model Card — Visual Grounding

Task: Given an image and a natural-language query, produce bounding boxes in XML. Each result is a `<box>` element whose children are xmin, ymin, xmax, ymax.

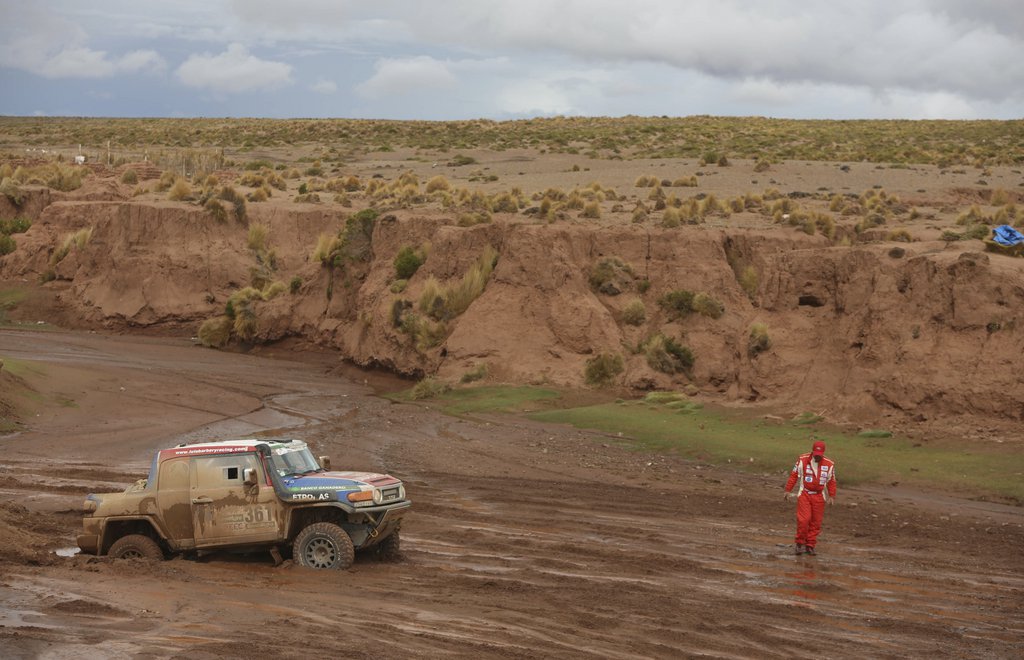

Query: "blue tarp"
<box><xmin>992</xmin><ymin>224</ymin><xmax>1024</xmax><ymax>247</ymax></box>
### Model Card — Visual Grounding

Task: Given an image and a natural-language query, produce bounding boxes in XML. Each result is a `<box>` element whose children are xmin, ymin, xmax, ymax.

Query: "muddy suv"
<box><xmin>77</xmin><ymin>438</ymin><xmax>410</xmax><ymax>569</ymax></box>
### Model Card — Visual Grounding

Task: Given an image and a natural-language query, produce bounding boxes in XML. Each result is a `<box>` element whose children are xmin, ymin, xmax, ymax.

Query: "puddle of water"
<box><xmin>55</xmin><ymin>547</ymin><xmax>80</xmax><ymax>557</ymax></box>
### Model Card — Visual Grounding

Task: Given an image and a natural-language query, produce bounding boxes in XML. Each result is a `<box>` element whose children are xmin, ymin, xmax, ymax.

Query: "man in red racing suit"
<box><xmin>784</xmin><ymin>440</ymin><xmax>836</xmax><ymax>555</ymax></box>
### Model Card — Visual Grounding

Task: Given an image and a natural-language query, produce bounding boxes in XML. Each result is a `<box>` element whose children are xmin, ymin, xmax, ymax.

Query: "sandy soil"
<box><xmin>0</xmin><ymin>329</ymin><xmax>1021</xmax><ymax>659</ymax></box>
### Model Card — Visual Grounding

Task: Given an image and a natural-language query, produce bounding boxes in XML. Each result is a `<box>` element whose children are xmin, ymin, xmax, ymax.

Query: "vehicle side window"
<box><xmin>192</xmin><ymin>454</ymin><xmax>261</xmax><ymax>488</ymax></box>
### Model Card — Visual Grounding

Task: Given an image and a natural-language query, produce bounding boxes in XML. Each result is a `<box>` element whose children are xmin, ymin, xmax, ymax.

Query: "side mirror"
<box><xmin>319</xmin><ymin>455</ymin><xmax>331</xmax><ymax>471</ymax></box>
<box><xmin>243</xmin><ymin>468</ymin><xmax>258</xmax><ymax>486</ymax></box>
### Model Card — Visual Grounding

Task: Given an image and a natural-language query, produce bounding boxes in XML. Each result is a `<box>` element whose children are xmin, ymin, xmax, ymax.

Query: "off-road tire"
<box><xmin>375</xmin><ymin>530</ymin><xmax>401</xmax><ymax>561</ymax></box>
<box><xmin>108</xmin><ymin>534</ymin><xmax>164</xmax><ymax>561</ymax></box>
<box><xmin>293</xmin><ymin>522</ymin><xmax>355</xmax><ymax>570</ymax></box>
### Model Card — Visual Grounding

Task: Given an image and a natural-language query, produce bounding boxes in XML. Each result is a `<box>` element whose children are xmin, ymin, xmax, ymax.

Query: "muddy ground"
<box><xmin>0</xmin><ymin>329</ymin><xmax>1022</xmax><ymax>659</ymax></box>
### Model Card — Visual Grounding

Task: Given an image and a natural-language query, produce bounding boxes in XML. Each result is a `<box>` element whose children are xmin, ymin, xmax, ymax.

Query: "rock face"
<box><xmin>3</xmin><ymin>192</ymin><xmax>1023</xmax><ymax>427</ymax></box>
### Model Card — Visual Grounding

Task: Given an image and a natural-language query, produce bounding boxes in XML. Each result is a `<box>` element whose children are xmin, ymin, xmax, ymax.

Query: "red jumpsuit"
<box><xmin>784</xmin><ymin>452</ymin><xmax>836</xmax><ymax>550</ymax></box>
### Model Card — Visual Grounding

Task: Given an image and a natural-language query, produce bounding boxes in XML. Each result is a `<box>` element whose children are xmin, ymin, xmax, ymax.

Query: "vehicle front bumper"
<box><xmin>77</xmin><ymin>534</ymin><xmax>99</xmax><ymax>554</ymax></box>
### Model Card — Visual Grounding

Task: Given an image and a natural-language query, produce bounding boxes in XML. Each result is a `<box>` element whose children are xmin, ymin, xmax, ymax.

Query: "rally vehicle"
<box><xmin>76</xmin><ymin>438</ymin><xmax>410</xmax><ymax>569</ymax></box>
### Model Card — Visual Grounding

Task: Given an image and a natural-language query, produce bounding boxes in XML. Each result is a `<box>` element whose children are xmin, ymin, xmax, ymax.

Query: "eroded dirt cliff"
<box><xmin>2</xmin><ymin>189</ymin><xmax>1023</xmax><ymax>430</ymax></box>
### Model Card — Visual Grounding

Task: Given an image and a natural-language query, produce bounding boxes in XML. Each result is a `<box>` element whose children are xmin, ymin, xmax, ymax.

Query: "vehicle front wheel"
<box><xmin>108</xmin><ymin>534</ymin><xmax>164</xmax><ymax>561</ymax></box>
<box><xmin>375</xmin><ymin>530</ymin><xmax>401</xmax><ymax>561</ymax></box>
<box><xmin>293</xmin><ymin>522</ymin><xmax>355</xmax><ymax>570</ymax></box>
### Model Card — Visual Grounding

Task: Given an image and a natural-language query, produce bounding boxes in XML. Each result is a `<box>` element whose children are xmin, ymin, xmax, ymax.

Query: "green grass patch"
<box><xmin>0</xmin><ymin>288</ymin><xmax>27</xmax><ymax>309</ymax></box>
<box><xmin>1</xmin><ymin>356</ymin><xmax>46</xmax><ymax>379</ymax></box>
<box><xmin>433</xmin><ymin>386</ymin><xmax>561</xmax><ymax>416</ymax></box>
<box><xmin>527</xmin><ymin>402</ymin><xmax>1024</xmax><ymax>503</ymax></box>
<box><xmin>857</xmin><ymin>429</ymin><xmax>892</xmax><ymax>438</ymax></box>
<box><xmin>389</xmin><ymin>384</ymin><xmax>562</xmax><ymax>416</ymax></box>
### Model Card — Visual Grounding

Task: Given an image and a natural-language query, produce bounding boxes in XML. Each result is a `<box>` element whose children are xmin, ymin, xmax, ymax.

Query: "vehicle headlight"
<box><xmin>372</xmin><ymin>488</ymin><xmax>383</xmax><ymax>504</ymax></box>
<box><xmin>398</xmin><ymin>485</ymin><xmax>406</xmax><ymax>500</ymax></box>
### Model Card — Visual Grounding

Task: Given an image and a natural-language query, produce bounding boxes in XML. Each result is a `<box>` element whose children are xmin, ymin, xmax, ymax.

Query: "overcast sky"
<box><xmin>1</xmin><ymin>0</ymin><xmax>1022</xmax><ymax>120</ymax></box>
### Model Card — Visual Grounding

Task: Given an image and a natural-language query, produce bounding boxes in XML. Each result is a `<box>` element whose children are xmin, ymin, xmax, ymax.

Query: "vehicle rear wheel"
<box><xmin>108</xmin><ymin>534</ymin><xmax>164</xmax><ymax>561</ymax></box>
<box><xmin>375</xmin><ymin>530</ymin><xmax>401</xmax><ymax>561</ymax></box>
<box><xmin>293</xmin><ymin>522</ymin><xmax>355</xmax><ymax>570</ymax></box>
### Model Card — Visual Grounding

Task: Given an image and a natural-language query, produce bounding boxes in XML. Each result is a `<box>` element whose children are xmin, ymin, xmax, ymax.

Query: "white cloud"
<box><xmin>0</xmin><ymin>6</ymin><xmax>165</xmax><ymax>79</ymax></box>
<box><xmin>497</xmin><ymin>79</ymin><xmax>573</xmax><ymax>116</ymax></box>
<box><xmin>355</xmin><ymin>56</ymin><xmax>458</xmax><ymax>99</ymax></box>
<box><xmin>310</xmin><ymin>79</ymin><xmax>338</xmax><ymax>94</ymax></box>
<box><xmin>4</xmin><ymin>1</ymin><xmax>1024</xmax><ymax>118</ymax></box>
<box><xmin>219</xmin><ymin>1</ymin><xmax>1024</xmax><ymax>111</ymax></box>
<box><xmin>175</xmin><ymin>44</ymin><xmax>293</xmax><ymax>93</ymax></box>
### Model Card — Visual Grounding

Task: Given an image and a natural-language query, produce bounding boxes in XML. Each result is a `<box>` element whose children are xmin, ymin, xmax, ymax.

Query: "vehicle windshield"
<box><xmin>269</xmin><ymin>444</ymin><xmax>323</xmax><ymax>477</ymax></box>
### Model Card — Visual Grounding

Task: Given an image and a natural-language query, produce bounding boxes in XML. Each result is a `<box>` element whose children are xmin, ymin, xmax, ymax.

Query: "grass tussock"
<box><xmin>621</xmin><ymin>299</ymin><xmax>646</xmax><ymax>326</ymax></box>
<box><xmin>198</xmin><ymin>315</ymin><xmax>233</xmax><ymax>348</ymax></box>
<box><xmin>11</xmin><ymin>163</ymin><xmax>86</xmax><ymax>191</ymax></box>
<box><xmin>584</xmin><ymin>353</ymin><xmax>624</xmax><ymax>387</ymax></box>
<box><xmin>51</xmin><ymin>227</ymin><xmax>93</xmax><ymax>265</ymax></box>
<box><xmin>589</xmin><ymin>257</ymin><xmax>634</xmax><ymax>295</ymax></box>
<box><xmin>247</xmin><ymin>223</ymin><xmax>269</xmax><ymax>252</ymax></box>
<box><xmin>394</xmin><ymin>244</ymin><xmax>427</xmax><ymax>280</ymax></box>
<box><xmin>409</xmin><ymin>377</ymin><xmax>452</xmax><ymax>400</ymax></box>
<box><xmin>418</xmin><ymin>245</ymin><xmax>498</xmax><ymax>320</ymax></box>
<box><xmin>642</xmin><ymin>334</ymin><xmax>695</xmax><ymax>374</ymax></box>
<box><xmin>748</xmin><ymin>322</ymin><xmax>771</xmax><ymax>357</ymax></box>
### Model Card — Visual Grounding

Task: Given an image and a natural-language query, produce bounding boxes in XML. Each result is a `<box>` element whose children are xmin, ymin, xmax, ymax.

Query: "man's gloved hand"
<box><xmin>783</xmin><ymin>491</ymin><xmax>794</xmax><ymax>502</ymax></box>
<box><xmin>826</xmin><ymin>496</ymin><xmax>835</xmax><ymax>506</ymax></box>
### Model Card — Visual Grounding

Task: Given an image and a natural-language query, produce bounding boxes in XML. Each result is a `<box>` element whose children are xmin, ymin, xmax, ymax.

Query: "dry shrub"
<box><xmin>410</xmin><ymin>377</ymin><xmax>451</xmax><ymax>400</ymax></box>
<box><xmin>418</xmin><ymin>276</ymin><xmax>445</xmax><ymax>318</ymax></box>
<box><xmin>589</xmin><ymin>257</ymin><xmax>634</xmax><ymax>295</ymax></box>
<box><xmin>199</xmin><ymin>315</ymin><xmax>232</xmax><ymax>348</ymax></box>
<box><xmin>426</xmin><ymin>175</ymin><xmax>451</xmax><ymax>193</ymax></box>
<box><xmin>247</xmin><ymin>223</ymin><xmax>269</xmax><ymax>252</ymax></box>
<box><xmin>658</xmin><ymin>290</ymin><xmax>695</xmax><ymax>320</ymax></box>
<box><xmin>692</xmin><ymin>292</ymin><xmax>724</xmax><ymax>319</ymax></box>
<box><xmin>491</xmin><ymin>192</ymin><xmax>519</xmax><ymax>213</ymax></box>
<box><xmin>418</xmin><ymin>246</ymin><xmax>498</xmax><ymax>320</ymax></box>
<box><xmin>0</xmin><ymin>178</ymin><xmax>24</xmax><ymax>205</ymax></box>
<box><xmin>460</xmin><ymin>364</ymin><xmax>488</xmax><ymax>384</ymax></box>
<box><xmin>672</xmin><ymin>176</ymin><xmax>698</xmax><ymax>187</ymax></box>
<box><xmin>584</xmin><ymin>353</ymin><xmax>624</xmax><ymax>386</ymax></box>
<box><xmin>662</xmin><ymin>207</ymin><xmax>681</xmax><ymax>228</ymax></box>
<box><xmin>748</xmin><ymin>322</ymin><xmax>771</xmax><ymax>357</ymax></box>
<box><xmin>156</xmin><ymin>170</ymin><xmax>176</xmax><ymax>192</ymax></box>
<box><xmin>643</xmin><ymin>335</ymin><xmax>694</xmax><ymax>374</ymax></box>
<box><xmin>581</xmin><ymin>201</ymin><xmax>601</xmax><ymax>218</ymax></box>
<box><xmin>622</xmin><ymin>299</ymin><xmax>646</xmax><ymax>326</ymax></box>
<box><xmin>167</xmin><ymin>178</ymin><xmax>192</xmax><ymax>201</ymax></box>
<box><xmin>445</xmin><ymin>245</ymin><xmax>498</xmax><ymax>317</ymax></box>
<box><xmin>227</xmin><ymin>287</ymin><xmax>262</xmax><ymax>341</ymax></box>
<box><xmin>120</xmin><ymin>169</ymin><xmax>138</xmax><ymax>184</ymax></box>
<box><xmin>51</xmin><ymin>227</ymin><xmax>93</xmax><ymax>265</ymax></box>
<box><xmin>313</xmin><ymin>233</ymin><xmax>340</xmax><ymax>263</ymax></box>
<box><xmin>262</xmin><ymin>281</ymin><xmax>286</xmax><ymax>300</ymax></box>
<box><xmin>739</xmin><ymin>265</ymin><xmax>759</xmax><ymax>298</ymax></box>
<box><xmin>204</xmin><ymin>198</ymin><xmax>228</xmax><ymax>223</ymax></box>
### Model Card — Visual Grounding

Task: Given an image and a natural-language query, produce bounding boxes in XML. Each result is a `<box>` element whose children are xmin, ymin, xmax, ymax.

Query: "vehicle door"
<box><xmin>155</xmin><ymin>456</ymin><xmax>194</xmax><ymax>547</ymax></box>
<box><xmin>190</xmin><ymin>453</ymin><xmax>282</xmax><ymax>547</ymax></box>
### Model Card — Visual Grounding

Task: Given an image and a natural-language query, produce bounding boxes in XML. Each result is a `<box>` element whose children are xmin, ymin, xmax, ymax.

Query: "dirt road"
<box><xmin>1</xmin><ymin>330</ymin><xmax>1022</xmax><ymax>659</ymax></box>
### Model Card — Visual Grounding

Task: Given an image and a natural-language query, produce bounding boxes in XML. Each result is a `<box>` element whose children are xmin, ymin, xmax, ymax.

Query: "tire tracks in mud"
<box><xmin>1</xmin><ymin>331</ymin><xmax>1022</xmax><ymax>658</ymax></box>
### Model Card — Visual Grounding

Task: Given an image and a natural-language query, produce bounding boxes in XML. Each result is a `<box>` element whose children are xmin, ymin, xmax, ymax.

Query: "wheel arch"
<box><xmin>99</xmin><ymin>518</ymin><xmax>167</xmax><ymax>555</ymax></box>
<box><xmin>285</xmin><ymin>504</ymin><xmax>347</xmax><ymax>541</ymax></box>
